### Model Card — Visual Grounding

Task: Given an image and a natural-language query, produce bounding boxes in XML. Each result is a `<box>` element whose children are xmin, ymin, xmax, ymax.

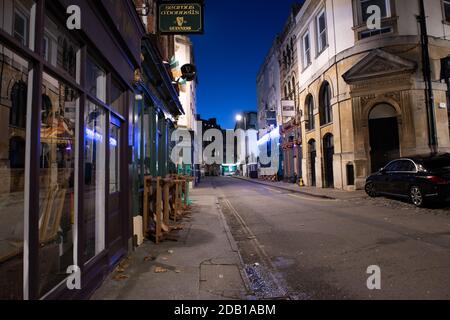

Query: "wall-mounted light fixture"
<box><xmin>136</xmin><ymin>0</ymin><xmax>152</xmax><ymax>16</ymax></box>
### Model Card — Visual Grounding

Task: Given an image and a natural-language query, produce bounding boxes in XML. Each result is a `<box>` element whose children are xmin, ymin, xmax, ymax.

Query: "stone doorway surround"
<box><xmin>342</xmin><ymin>49</ymin><xmax>417</xmax><ymax>190</ymax></box>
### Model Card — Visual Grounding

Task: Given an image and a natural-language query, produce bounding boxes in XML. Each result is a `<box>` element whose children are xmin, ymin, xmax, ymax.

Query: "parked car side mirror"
<box><xmin>379</xmin><ymin>168</ymin><xmax>386</xmax><ymax>174</ymax></box>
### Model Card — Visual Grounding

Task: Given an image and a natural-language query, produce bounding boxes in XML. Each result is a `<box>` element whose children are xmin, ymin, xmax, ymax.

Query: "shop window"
<box><xmin>38</xmin><ymin>72</ymin><xmax>78</xmax><ymax>297</ymax></box>
<box><xmin>41</xmin><ymin>93</ymin><xmax>52</xmax><ymax>125</ymax></box>
<box><xmin>45</xmin><ymin>15</ymin><xmax>80</xmax><ymax>80</ymax></box>
<box><xmin>0</xmin><ymin>47</ymin><xmax>31</xmax><ymax>300</ymax></box>
<box><xmin>84</xmin><ymin>101</ymin><xmax>106</xmax><ymax>261</ymax></box>
<box><xmin>9</xmin><ymin>80</ymin><xmax>27</xmax><ymax>128</ymax></box>
<box><xmin>319</xmin><ymin>82</ymin><xmax>332</xmax><ymax>125</ymax></box>
<box><xmin>110</xmin><ymin>119</ymin><xmax>120</xmax><ymax>194</ymax></box>
<box><xmin>110</xmin><ymin>80</ymin><xmax>125</xmax><ymax>115</ymax></box>
<box><xmin>86</xmin><ymin>56</ymin><xmax>106</xmax><ymax>102</ymax></box>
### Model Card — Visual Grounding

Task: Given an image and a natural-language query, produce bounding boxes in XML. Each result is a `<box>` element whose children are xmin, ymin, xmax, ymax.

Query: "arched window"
<box><xmin>284</xmin><ymin>85</ymin><xmax>288</xmax><ymax>100</ymax></box>
<box><xmin>306</xmin><ymin>95</ymin><xmax>315</xmax><ymax>131</ymax></box>
<box><xmin>319</xmin><ymin>82</ymin><xmax>332</xmax><ymax>125</ymax></box>
<box><xmin>9</xmin><ymin>80</ymin><xmax>27</xmax><ymax>128</ymax></box>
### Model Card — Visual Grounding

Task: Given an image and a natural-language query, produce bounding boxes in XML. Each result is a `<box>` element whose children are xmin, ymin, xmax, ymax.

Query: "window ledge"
<box><xmin>302</xmin><ymin>63</ymin><xmax>312</xmax><ymax>73</ymax></box>
<box><xmin>315</xmin><ymin>44</ymin><xmax>329</xmax><ymax>59</ymax></box>
<box><xmin>320</xmin><ymin>122</ymin><xmax>333</xmax><ymax>129</ymax></box>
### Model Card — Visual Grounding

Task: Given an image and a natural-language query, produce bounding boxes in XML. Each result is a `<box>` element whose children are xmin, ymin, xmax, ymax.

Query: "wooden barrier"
<box><xmin>143</xmin><ymin>175</ymin><xmax>194</xmax><ymax>244</ymax></box>
<box><xmin>143</xmin><ymin>176</ymin><xmax>164</xmax><ymax>244</ymax></box>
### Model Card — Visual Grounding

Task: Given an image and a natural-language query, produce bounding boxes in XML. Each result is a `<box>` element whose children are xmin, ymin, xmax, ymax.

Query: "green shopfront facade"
<box><xmin>0</xmin><ymin>0</ymin><xmax>144</xmax><ymax>299</ymax></box>
<box><xmin>131</xmin><ymin>35</ymin><xmax>183</xmax><ymax>219</ymax></box>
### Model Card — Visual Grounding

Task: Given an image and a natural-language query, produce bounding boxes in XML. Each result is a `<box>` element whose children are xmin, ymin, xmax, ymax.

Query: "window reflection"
<box><xmin>84</xmin><ymin>101</ymin><xmax>106</xmax><ymax>261</ymax></box>
<box><xmin>110</xmin><ymin>81</ymin><xmax>125</xmax><ymax>115</ymax></box>
<box><xmin>44</xmin><ymin>15</ymin><xmax>80</xmax><ymax>81</ymax></box>
<box><xmin>0</xmin><ymin>0</ymin><xmax>35</xmax><ymax>49</ymax></box>
<box><xmin>86</xmin><ymin>57</ymin><xmax>106</xmax><ymax>102</ymax></box>
<box><xmin>38</xmin><ymin>72</ymin><xmax>78</xmax><ymax>297</ymax></box>
<box><xmin>110</xmin><ymin>123</ymin><xmax>120</xmax><ymax>194</ymax></box>
<box><xmin>0</xmin><ymin>46</ymin><xmax>31</xmax><ymax>300</ymax></box>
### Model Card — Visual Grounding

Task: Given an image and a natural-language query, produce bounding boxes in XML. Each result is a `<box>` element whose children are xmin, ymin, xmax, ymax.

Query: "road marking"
<box><xmin>287</xmin><ymin>193</ymin><xmax>337</xmax><ymax>202</ymax></box>
<box><xmin>262</xmin><ymin>186</ymin><xmax>283</xmax><ymax>194</ymax></box>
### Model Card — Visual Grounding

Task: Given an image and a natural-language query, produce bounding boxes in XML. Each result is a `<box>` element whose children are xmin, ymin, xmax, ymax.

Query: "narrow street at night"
<box><xmin>93</xmin><ymin>176</ymin><xmax>450</xmax><ymax>300</ymax></box>
<box><xmin>2</xmin><ymin>0</ymin><xmax>450</xmax><ymax>314</ymax></box>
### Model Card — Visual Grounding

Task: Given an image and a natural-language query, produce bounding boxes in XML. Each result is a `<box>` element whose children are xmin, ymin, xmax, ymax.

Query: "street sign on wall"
<box><xmin>281</xmin><ymin>100</ymin><xmax>296</xmax><ymax>118</ymax></box>
<box><xmin>157</xmin><ymin>1</ymin><xmax>204</xmax><ymax>34</ymax></box>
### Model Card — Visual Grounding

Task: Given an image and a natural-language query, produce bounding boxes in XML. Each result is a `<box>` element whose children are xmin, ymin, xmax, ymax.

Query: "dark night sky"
<box><xmin>191</xmin><ymin>0</ymin><xmax>302</xmax><ymax>129</ymax></box>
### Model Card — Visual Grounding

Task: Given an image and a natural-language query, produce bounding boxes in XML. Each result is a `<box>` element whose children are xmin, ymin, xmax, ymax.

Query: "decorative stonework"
<box><xmin>342</xmin><ymin>49</ymin><xmax>416</xmax><ymax>84</ymax></box>
<box><xmin>360</xmin><ymin>94</ymin><xmax>376</xmax><ymax>106</ymax></box>
<box><xmin>384</xmin><ymin>91</ymin><xmax>401</xmax><ymax>103</ymax></box>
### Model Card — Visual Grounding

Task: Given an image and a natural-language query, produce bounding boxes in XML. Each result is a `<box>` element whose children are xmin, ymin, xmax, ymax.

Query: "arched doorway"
<box><xmin>369</xmin><ymin>103</ymin><xmax>400</xmax><ymax>173</ymax></box>
<box><xmin>308</xmin><ymin>139</ymin><xmax>316</xmax><ymax>186</ymax></box>
<box><xmin>323</xmin><ymin>134</ymin><xmax>334</xmax><ymax>188</ymax></box>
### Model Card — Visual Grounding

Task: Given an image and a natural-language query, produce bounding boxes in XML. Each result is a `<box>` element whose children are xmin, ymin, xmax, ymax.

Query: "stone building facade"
<box><xmin>291</xmin><ymin>0</ymin><xmax>450</xmax><ymax>190</ymax></box>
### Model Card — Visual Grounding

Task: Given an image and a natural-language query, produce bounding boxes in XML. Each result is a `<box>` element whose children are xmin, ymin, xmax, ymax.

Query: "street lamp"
<box><xmin>235</xmin><ymin>114</ymin><xmax>243</xmax><ymax>122</ymax></box>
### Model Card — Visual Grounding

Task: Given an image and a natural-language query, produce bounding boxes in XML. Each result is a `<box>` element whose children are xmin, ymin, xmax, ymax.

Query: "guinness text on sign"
<box><xmin>158</xmin><ymin>2</ymin><xmax>204</xmax><ymax>34</ymax></box>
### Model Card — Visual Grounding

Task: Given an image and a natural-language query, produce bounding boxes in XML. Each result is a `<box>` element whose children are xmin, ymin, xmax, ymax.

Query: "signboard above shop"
<box><xmin>157</xmin><ymin>0</ymin><xmax>204</xmax><ymax>34</ymax></box>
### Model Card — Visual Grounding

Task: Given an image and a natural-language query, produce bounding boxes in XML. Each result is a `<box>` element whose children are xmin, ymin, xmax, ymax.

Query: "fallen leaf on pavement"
<box><xmin>154</xmin><ymin>267</ymin><xmax>168</xmax><ymax>273</ymax></box>
<box><xmin>113</xmin><ymin>274</ymin><xmax>129</xmax><ymax>281</ymax></box>
<box><xmin>144</xmin><ymin>256</ymin><xmax>155</xmax><ymax>262</ymax></box>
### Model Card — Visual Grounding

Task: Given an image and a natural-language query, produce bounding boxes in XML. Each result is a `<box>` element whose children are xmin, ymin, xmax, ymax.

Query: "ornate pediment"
<box><xmin>342</xmin><ymin>49</ymin><xmax>416</xmax><ymax>83</ymax></box>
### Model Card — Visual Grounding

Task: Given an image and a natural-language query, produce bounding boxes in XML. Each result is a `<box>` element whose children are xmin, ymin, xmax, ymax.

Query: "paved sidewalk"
<box><xmin>92</xmin><ymin>181</ymin><xmax>249</xmax><ymax>300</ymax></box>
<box><xmin>234</xmin><ymin>176</ymin><xmax>366</xmax><ymax>201</ymax></box>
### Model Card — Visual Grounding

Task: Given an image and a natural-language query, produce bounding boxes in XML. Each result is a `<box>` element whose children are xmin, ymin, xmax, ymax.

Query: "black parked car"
<box><xmin>365</xmin><ymin>154</ymin><xmax>450</xmax><ymax>207</ymax></box>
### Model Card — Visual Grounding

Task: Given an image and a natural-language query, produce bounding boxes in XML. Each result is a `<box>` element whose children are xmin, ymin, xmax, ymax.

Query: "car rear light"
<box><xmin>426</xmin><ymin>176</ymin><xmax>449</xmax><ymax>185</ymax></box>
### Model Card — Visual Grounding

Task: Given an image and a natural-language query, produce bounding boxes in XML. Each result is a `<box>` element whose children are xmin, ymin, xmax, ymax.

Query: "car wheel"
<box><xmin>410</xmin><ymin>186</ymin><xmax>425</xmax><ymax>207</ymax></box>
<box><xmin>365</xmin><ymin>182</ymin><xmax>378</xmax><ymax>198</ymax></box>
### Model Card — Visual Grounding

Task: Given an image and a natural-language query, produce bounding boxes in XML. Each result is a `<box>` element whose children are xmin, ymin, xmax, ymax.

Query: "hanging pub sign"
<box><xmin>157</xmin><ymin>0</ymin><xmax>204</xmax><ymax>34</ymax></box>
<box><xmin>181</xmin><ymin>64</ymin><xmax>197</xmax><ymax>81</ymax></box>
